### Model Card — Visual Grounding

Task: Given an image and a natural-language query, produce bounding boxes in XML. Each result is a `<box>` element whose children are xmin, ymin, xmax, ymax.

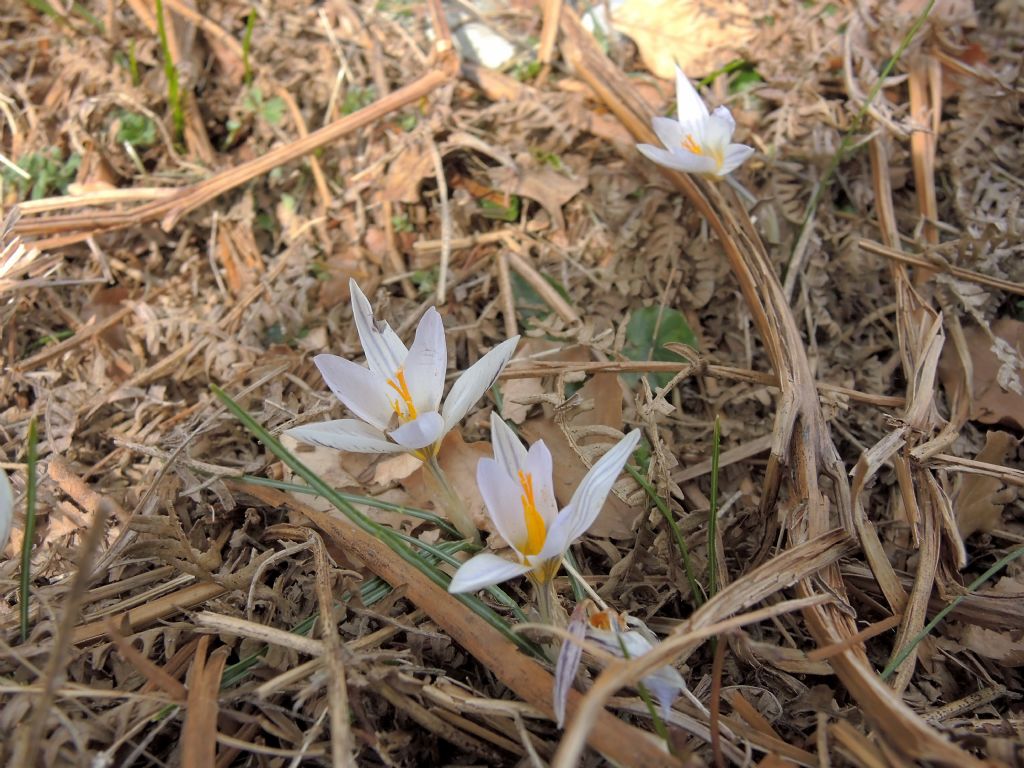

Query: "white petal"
<box><xmin>543</xmin><ymin>430</ymin><xmax>641</xmax><ymax>556</ymax></box>
<box><xmin>0</xmin><ymin>468</ymin><xmax>13</xmax><ymax>552</ymax></box>
<box><xmin>349</xmin><ymin>279</ymin><xmax>408</xmax><ymax>379</ymax></box>
<box><xmin>720</xmin><ymin>143</ymin><xmax>755</xmax><ymax>176</ymax></box>
<box><xmin>524</xmin><ymin>440</ymin><xmax>558</xmax><ymax>526</ymax></box>
<box><xmin>642</xmin><ymin>664</ymin><xmax>686</xmax><ymax>720</ymax></box>
<box><xmin>448</xmin><ymin>552</ymin><xmax>532</xmax><ymax>593</ymax></box>
<box><xmin>441</xmin><ymin>336</ymin><xmax>520</xmax><ymax>431</ymax></box>
<box><xmin>588</xmin><ymin>624</ymin><xmax>685</xmax><ymax>718</ymax></box>
<box><xmin>477</xmin><ymin>457</ymin><xmax>529</xmax><ymax>555</ymax></box>
<box><xmin>403</xmin><ymin>307</ymin><xmax>447</xmax><ymax>414</ymax></box>
<box><xmin>703</xmin><ymin>113</ymin><xmax>736</xmax><ymax>162</ymax></box>
<box><xmin>490</xmin><ymin>411</ymin><xmax>529</xmax><ymax>476</ymax></box>
<box><xmin>313</xmin><ymin>354</ymin><xmax>393</xmax><ymax>430</ymax></box>
<box><xmin>554</xmin><ymin>603</ymin><xmax>590</xmax><ymax>728</ymax></box>
<box><xmin>710</xmin><ymin>105</ymin><xmax>736</xmax><ymax>132</ymax></box>
<box><xmin>636</xmin><ymin>144</ymin><xmax>718</xmax><ymax>176</ymax></box>
<box><xmin>674</xmin><ymin>64</ymin><xmax>709</xmax><ymax>123</ymax></box>
<box><xmin>286</xmin><ymin>419</ymin><xmax>404</xmax><ymax>454</ymax></box>
<box><xmin>651</xmin><ymin>116</ymin><xmax>685</xmax><ymax>152</ymax></box>
<box><xmin>388</xmin><ymin>411</ymin><xmax>446</xmax><ymax>451</ymax></box>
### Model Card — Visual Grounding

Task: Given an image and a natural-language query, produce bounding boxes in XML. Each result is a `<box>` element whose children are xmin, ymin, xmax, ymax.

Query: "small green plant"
<box><xmin>341</xmin><ymin>86</ymin><xmax>375</xmax><ymax>115</ymax></box>
<box><xmin>116</xmin><ymin>110</ymin><xmax>158</xmax><ymax>148</ymax></box>
<box><xmin>510</xmin><ymin>271</ymin><xmax>569</xmax><ymax>324</ymax></box>
<box><xmin>374</xmin><ymin>0</ymin><xmax>415</xmax><ymax>17</ymax></box>
<box><xmin>2</xmin><ymin>149</ymin><xmax>81</xmax><ymax>200</ymax></box>
<box><xmin>410</xmin><ymin>267</ymin><xmax>438</xmax><ymax>294</ymax></box>
<box><xmin>243</xmin><ymin>85</ymin><xmax>285</xmax><ymax>124</ymax></box>
<box><xmin>391</xmin><ymin>213</ymin><xmax>413</xmax><ymax>233</ymax></box>
<box><xmin>224</xmin><ymin>85</ymin><xmax>286</xmax><ymax>147</ymax></box>
<box><xmin>729</xmin><ymin>63</ymin><xmax>764</xmax><ymax>94</ymax></box>
<box><xmin>398</xmin><ymin>113</ymin><xmax>418</xmax><ymax>132</ymax></box>
<box><xmin>480</xmin><ymin>194</ymin><xmax>520</xmax><ymax>222</ymax></box>
<box><xmin>255</xmin><ymin>211</ymin><xmax>275</xmax><ymax>232</ymax></box>
<box><xmin>511</xmin><ymin>58</ymin><xmax>542</xmax><ymax>82</ymax></box>
<box><xmin>622</xmin><ymin>305</ymin><xmax>698</xmax><ymax>388</ymax></box>
<box><xmin>531</xmin><ymin>148</ymin><xmax>564</xmax><ymax>171</ymax></box>
<box><xmin>309</xmin><ymin>260</ymin><xmax>331</xmax><ymax>281</ymax></box>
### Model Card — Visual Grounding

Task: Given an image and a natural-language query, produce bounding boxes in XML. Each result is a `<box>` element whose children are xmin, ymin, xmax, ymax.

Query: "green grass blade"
<box><xmin>211</xmin><ymin>385</ymin><xmax>541</xmax><ymax>656</ymax></box>
<box><xmin>707</xmin><ymin>416</ymin><xmax>721</xmax><ymax>599</ymax></box>
<box><xmin>881</xmin><ymin>544</ymin><xmax>1024</xmax><ymax>680</ymax></box>
<box><xmin>127</xmin><ymin>39</ymin><xmax>141</xmax><ymax>87</ymax></box>
<box><xmin>563</xmin><ymin>549</ymin><xmax>587</xmax><ymax>603</ymax></box>
<box><xmin>25</xmin><ymin>0</ymin><xmax>70</xmax><ymax>27</ymax></box>
<box><xmin>19</xmin><ymin>416</ymin><xmax>39</xmax><ymax>642</ymax></box>
<box><xmin>242</xmin><ymin>8</ymin><xmax>257</xmax><ymax>85</ymax></box>
<box><xmin>238</xmin><ymin>473</ymin><xmax>463</xmax><ymax>539</ymax></box>
<box><xmin>235</xmin><ymin>476</ymin><xmax>528</xmax><ymax>616</ymax></box>
<box><xmin>627</xmin><ymin>464</ymin><xmax>704</xmax><ymax>608</ymax></box>
<box><xmin>154</xmin><ymin>0</ymin><xmax>184</xmax><ymax>143</ymax></box>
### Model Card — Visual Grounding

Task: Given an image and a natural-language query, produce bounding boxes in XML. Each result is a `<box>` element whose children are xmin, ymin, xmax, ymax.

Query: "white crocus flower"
<box><xmin>584</xmin><ymin>609</ymin><xmax>686</xmax><ymax>718</ymax></box>
<box><xmin>448</xmin><ymin>414</ymin><xmax>641</xmax><ymax>594</ymax></box>
<box><xmin>287</xmin><ymin>280</ymin><xmax>519</xmax><ymax>461</ymax></box>
<box><xmin>554</xmin><ymin>603</ymin><xmax>686</xmax><ymax>726</ymax></box>
<box><xmin>0</xmin><ymin>468</ymin><xmax>12</xmax><ymax>552</ymax></box>
<box><xmin>637</xmin><ymin>64</ymin><xmax>754</xmax><ymax>179</ymax></box>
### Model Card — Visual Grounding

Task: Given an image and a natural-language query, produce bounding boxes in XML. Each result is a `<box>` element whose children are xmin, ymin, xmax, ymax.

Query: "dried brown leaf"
<box><xmin>488</xmin><ymin>159</ymin><xmax>588</xmax><ymax>232</ymax></box>
<box><xmin>961</xmin><ymin>625</ymin><xmax>1024</xmax><ymax>666</ymax></box>
<box><xmin>939</xmin><ymin>318</ymin><xmax>1024</xmax><ymax>430</ymax></box>
<box><xmin>953</xmin><ymin>430</ymin><xmax>1017</xmax><ymax>538</ymax></box>
<box><xmin>610</xmin><ymin>0</ymin><xmax>755</xmax><ymax>78</ymax></box>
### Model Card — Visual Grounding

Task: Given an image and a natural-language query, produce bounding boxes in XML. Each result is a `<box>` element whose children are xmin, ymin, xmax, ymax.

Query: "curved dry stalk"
<box><xmin>238</xmin><ymin>482</ymin><xmax>680</xmax><ymax>768</ymax></box>
<box><xmin>557</xmin><ymin>7</ymin><xmax>982</xmax><ymax>764</ymax></box>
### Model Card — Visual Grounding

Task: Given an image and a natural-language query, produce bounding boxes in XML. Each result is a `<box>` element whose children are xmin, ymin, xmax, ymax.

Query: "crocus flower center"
<box><xmin>682</xmin><ymin>133</ymin><xmax>725</xmax><ymax>171</ymax></box>
<box><xmin>518</xmin><ymin>470</ymin><xmax>547</xmax><ymax>557</ymax></box>
<box><xmin>682</xmin><ymin>134</ymin><xmax>703</xmax><ymax>155</ymax></box>
<box><xmin>386</xmin><ymin>369</ymin><xmax>417</xmax><ymax>422</ymax></box>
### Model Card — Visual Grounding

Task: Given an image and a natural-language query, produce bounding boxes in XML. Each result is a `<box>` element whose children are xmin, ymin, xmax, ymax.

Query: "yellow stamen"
<box><xmin>682</xmin><ymin>134</ymin><xmax>703</xmax><ymax>155</ymax></box>
<box><xmin>518</xmin><ymin>470</ymin><xmax>546</xmax><ymax>556</ymax></box>
<box><xmin>386</xmin><ymin>369</ymin><xmax>417</xmax><ymax>422</ymax></box>
<box><xmin>683</xmin><ymin>133</ymin><xmax>726</xmax><ymax>173</ymax></box>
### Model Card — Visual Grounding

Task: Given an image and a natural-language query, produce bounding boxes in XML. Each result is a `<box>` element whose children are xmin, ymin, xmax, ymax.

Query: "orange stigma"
<box><xmin>518</xmin><ymin>470</ymin><xmax>546</xmax><ymax>556</ymax></box>
<box><xmin>588</xmin><ymin>609</ymin><xmax>626</xmax><ymax>632</ymax></box>
<box><xmin>386</xmin><ymin>369</ymin><xmax>417</xmax><ymax>421</ymax></box>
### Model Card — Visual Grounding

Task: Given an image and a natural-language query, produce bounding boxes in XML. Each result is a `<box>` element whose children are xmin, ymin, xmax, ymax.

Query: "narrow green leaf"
<box><xmin>707</xmin><ymin>416</ymin><xmax>721</xmax><ymax>599</ymax></box>
<box><xmin>19</xmin><ymin>417</ymin><xmax>39</xmax><ymax>642</ymax></box>
<box><xmin>881</xmin><ymin>544</ymin><xmax>1024</xmax><ymax>680</ymax></box>
<box><xmin>626</xmin><ymin>464</ymin><xmax>704</xmax><ymax>608</ymax></box>
<box><xmin>154</xmin><ymin>0</ymin><xmax>184</xmax><ymax>143</ymax></box>
<box><xmin>242</xmin><ymin>8</ymin><xmax>257</xmax><ymax>86</ymax></box>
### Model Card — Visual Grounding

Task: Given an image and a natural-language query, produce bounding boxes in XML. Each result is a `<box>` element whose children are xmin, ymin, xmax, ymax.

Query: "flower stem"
<box><xmin>424</xmin><ymin>454</ymin><xmax>480</xmax><ymax>544</ymax></box>
<box><xmin>533</xmin><ymin>574</ymin><xmax>563</xmax><ymax>628</ymax></box>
